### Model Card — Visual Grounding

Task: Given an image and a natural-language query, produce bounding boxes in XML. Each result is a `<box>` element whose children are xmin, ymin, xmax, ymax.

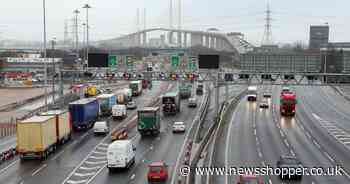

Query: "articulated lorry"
<box><xmin>97</xmin><ymin>94</ymin><xmax>117</xmax><ymax>116</ymax></box>
<box><xmin>130</xmin><ymin>81</ymin><xmax>142</xmax><ymax>96</ymax></box>
<box><xmin>162</xmin><ymin>91</ymin><xmax>181</xmax><ymax>115</ymax></box>
<box><xmin>69</xmin><ymin>98</ymin><xmax>99</xmax><ymax>130</ymax></box>
<box><xmin>17</xmin><ymin>116</ymin><xmax>56</xmax><ymax>160</ymax></box>
<box><xmin>137</xmin><ymin>107</ymin><xmax>161</xmax><ymax>136</ymax></box>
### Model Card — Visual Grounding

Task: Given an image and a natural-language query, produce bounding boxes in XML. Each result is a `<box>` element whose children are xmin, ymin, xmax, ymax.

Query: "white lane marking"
<box><xmin>0</xmin><ymin>136</ymin><xmax>16</xmax><ymax>146</ymax></box>
<box><xmin>74</xmin><ymin>172</ymin><xmax>96</xmax><ymax>177</ymax></box>
<box><xmin>258</xmin><ymin>151</ymin><xmax>263</xmax><ymax>158</ymax></box>
<box><xmin>99</xmin><ymin>143</ymin><xmax>109</xmax><ymax>147</ymax></box>
<box><xmin>313</xmin><ymin>140</ymin><xmax>321</xmax><ymax>149</ymax></box>
<box><xmin>279</xmin><ymin>129</ymin><xmax>284</xmax><ymax>137</ymax></box>
<box><xmin>225</xmin><ymin>103</ymin><xmax>238</xmax><ymax>184</ymax></box>
<box><xmin>51</xmin><ymin>150</ymin><xmax>65</xmax><ymax>161</ymax></box>
<box><xmin>32</xmin><ymin>164</ymin><xmax>47</xmax><ymax>176</ymax></box>
<box><xmin>85</xmin><ymin>160</ymin><xmax>107</xmax><ymax>165</ymax></box>
<box><xmin>92</xmin><ymin>151</ymin><xmax>105</xmax><ymax>155</ymax></box>
<box><xmin>89</xmin><ymin>155</ymin><xmax>106</xmax><ymax>160</ymax></box>
<box><xmin>130</xmin><ymin>174</ymin><xmax>136</xmax><ymax>180</ymax></box>
<box><xmin>290</xmin><ymin>150</ymin><xmax>295</xmax><ymax>156</ymax></box>
<box><xmin>80</xmin><ymin>132</ymin><xmax>89</xmax><ymax>140</ymax></box>
<box><xmin>324</xmin><ymin>152</ymin><xmax>335</xmax><ymax>163</ymax></box>
<box><xmin>0</xmin><ymin>159</ymin><xmax>19</xmax><ymax>175</ymax></box>
<box><xmin>269</xmin><ymin>179</ymin><xmax>273</xmax><ymax>184</ymax></box>
<box><xmin>79</xmin><ymin>166</ymin><xmax>101</xmax><ymax>171</ymax></box>
<box><xmin>253</xmin><ymin>129</ymin><xmax>257</xmax><ymax>136</ymax></box>
<box><xmin>66</xmin><ymin>179</ymin><xmax>88</xmax><ymax>184</ymax></box>
<box><xmin>284</xmin><ymin>139</ymin><xmax>289</xmax><ymax>147</ymax></box>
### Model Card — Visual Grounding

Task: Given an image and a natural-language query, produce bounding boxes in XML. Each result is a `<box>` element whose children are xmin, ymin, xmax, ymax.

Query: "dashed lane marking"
<box><xmin>66</xmin><ymin>180</ymin><xmax>88</xmax><ymax>184</ymax></box>
<box><xmin>32</xmin><ymin>164</ymin><xmax>47</xmax><ymax>176</ymax></box>
<box><xmin>74</xmin><ymin>172</ymin><xmax>96</xmax><ymax>177</ymax></box>
<box><xmin>79</xmin><ymin>166</ymin><xmax>101</xmax><ymax>171</ymax></box>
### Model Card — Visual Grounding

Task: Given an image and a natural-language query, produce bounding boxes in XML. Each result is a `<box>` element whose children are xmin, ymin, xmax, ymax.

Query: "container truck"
<box><xmin>17</xmin><ymin>116</ymin><xmax>57</xmax><ymax>160</ymax></box>
<box><xmin>137</xmin><ymin>107</ymin><xmax>161</xmax><ymax>136</ymax></box>
<box><xmin>97</xmin><ymin>94</ymin><xmax>117</xmax><ymax>116</ymax></box>
<box><xmin>280</xmin><ymin>92</ymin><xmax>297</xmax><ymax>116</ymax></box>
<box><xmin>130</xmin><ymin>81</ymin><xmax>142</xmax><ymax>96</ymax></box>
<box><xmin>39</xmin><ymin>110</ymin><xmax>72</xmax><ymax>144</ymax></box>
<box><xmin>179</xmin><ymin>82</ymin><xmax>192</xmax><ymax>99</ymax></box>
<box><xmin>162</xmin><ymin>91</ymin><xmax>180</xmax><ymax>115</ymax></box>
<box><xmin>69</xmin><ymin>98</ymin><xmax>99</xmax><ymax>130</ymax></box>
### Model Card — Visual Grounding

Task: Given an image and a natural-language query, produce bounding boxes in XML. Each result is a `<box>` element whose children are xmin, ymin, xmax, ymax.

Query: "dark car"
<box><xmin>277</xmin><ymin>155</ymin><xmax>303</xmax><ymax>180</ymax></box>
<box><xmin>263</xmin><ymin>92</ymin><xmax>272</xmax><ymax>98</ymax></box>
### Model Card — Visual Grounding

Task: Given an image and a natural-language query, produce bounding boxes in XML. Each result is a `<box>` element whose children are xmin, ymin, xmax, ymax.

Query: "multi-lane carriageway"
<box><xmin>206</xmin><ymin>85</ymin><xmax>350</xmax><ymax>184</ymax></box>
<box><xmin>2</xmin><ymin>82</ymin><xmax>350</xmax><ymax>184</ymax></box>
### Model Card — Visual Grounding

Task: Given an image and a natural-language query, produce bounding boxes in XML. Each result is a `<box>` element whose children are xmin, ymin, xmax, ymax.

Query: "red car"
<box><xmin>237</xmin><ymin>174</ymin><xmax>265</xmax><ymax>184</ymax></box>
<box><xmin>147</xmin><ymin>161</ymin><xmax>168</xmax><ymax>182</ymax></box>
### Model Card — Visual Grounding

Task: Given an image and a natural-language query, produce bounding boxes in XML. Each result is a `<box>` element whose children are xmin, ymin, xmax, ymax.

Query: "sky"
<box><xmin>0</xmin><ymin>0</ymin><xmax>349</xmax><ymax>46</ymax></box>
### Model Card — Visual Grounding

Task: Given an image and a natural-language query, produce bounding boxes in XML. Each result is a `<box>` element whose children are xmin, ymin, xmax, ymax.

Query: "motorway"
<box><xmin>0</xmin><ymin>81</ymin><xmax>170</xmax><ymax>184</ymax></box>
<box><xmin>209</xmin><ymin>84</ymin><xmax>350</xmax><ymax>184</ymax></box>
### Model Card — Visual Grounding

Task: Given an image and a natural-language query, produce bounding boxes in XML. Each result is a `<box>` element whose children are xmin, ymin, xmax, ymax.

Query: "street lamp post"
<box><xmin>43</xmin><ymin>0</ymin><xmax>48</xmax><ymax>108</ymax></box>
<box><xmin>83</xmin><ymin>4</ymin><xmax>91</xmax><ymax>68</ymax></box>
<box><xmin>51</xmin><ymin>38</ymin><xmax>56</xmax><ymax>104</ymax></box>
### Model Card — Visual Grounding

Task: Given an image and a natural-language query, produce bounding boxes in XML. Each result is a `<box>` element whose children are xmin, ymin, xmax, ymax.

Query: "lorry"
<box><xmin>115</xmin><ymin>88</ymin><xmax>132</xmax><ymax>104</ymax></box>
<box><xmin>17</xmin><ymin>116</ymin><xmax>57</xmax><ymax>160</ymax></box>
<box><xmin>112</xmin><ymin>104</ymin><xmax>127</xmax><ymax>119</ymax></box>
<box><xmin>130</xmin><ymin>81</ymin><xmax>142</xmax><ymax>96</ymax></box>
<box><xmin>97</xmin><ymin>94</ymin><xmax>117</xmax><ymax>116</ymax></box>
<box><xmin>247</xmin><ymin>86</ymin><xmax>258</xmax><ymax>101</ymax></box>
<box><xmin>162</xmin><ymin>91</ymin><xmax>181</xmax><ymax>115</ymax></box>
<box><xmin>280</xmin><ymin>92</ymin><xmax>297</xmax><ymax>116</ymax></box>
<box><xmin>137</xmin><ymin>107</ymin><xmax>161</xmax><ymax>136</ymax></box>
<box><xmin>196</xmin><ymin>83</ymin><xmax>204</xmax><ymax>95</ymax></box>
<box><xmin>84</xmin><ymin>85</ymin><xmax>97</xmax><ymax>97</ymax></box>
<box><xmin>69</xmin><ymin>98</ymin><xmax>99</xmax><ymax>130</ymax></box>
<box><xmin>39</xmin><ymin>110</ymin><xmax>72</xmax><ymax>144</ymax></box>
<box><xmin>179</xmin><ymin>82</ymin><xmax>192</xmax><ymax>99</ymax></box>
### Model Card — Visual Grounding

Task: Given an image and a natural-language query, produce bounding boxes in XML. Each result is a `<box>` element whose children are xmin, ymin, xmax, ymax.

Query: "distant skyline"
<box><xmin>0</xmin><ymin>0</ymin><xmax>349</xmax><ymax>46</ymax></box>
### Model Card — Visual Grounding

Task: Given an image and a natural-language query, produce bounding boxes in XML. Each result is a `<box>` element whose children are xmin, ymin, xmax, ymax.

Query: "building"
<box><xmin>226</xmin><ymin>32</ymin><xmax>254</xmax><ymax>53</ymax></box>
<box><xmin>0</xmin><ymin>57</ymin><xmax>61</xmax><ymax>74</ymax></box>
<box><xmin>309</xmin><ymin>25</ymin><xmax>329</xmax><ymax>49</ymax></box>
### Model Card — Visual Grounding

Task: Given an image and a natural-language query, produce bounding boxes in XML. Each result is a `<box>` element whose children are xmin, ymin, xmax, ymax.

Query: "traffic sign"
<box><xmin>188</xmin><ymin>57</ymin><xmax>197</xmax><ymax>71</ymax></box>
<box><xmin>125</xmin><ymin>56</ymin><xmax>134</xmax><ymax>71</ymax></box>
<box><xmin>108</xmin><ymin>55</ymin><xmax>117</xmax><ymax>67</ymax></box>
<box><xmin>171</xmin><ymin>55</ymin><xmax>179</xmax><ymax>69</ymax></box>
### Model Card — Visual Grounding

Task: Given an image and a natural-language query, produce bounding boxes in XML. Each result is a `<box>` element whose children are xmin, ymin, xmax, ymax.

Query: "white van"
<box><xmin>112</xmin><ymin>105</ymin><xmax>127</xmax><ymax>119</ymax></box>
<box><xmin>107</xmin><ymin>140</ymin><xmax>136</xmax><ymax>170</ymax></box>
<box><xmin>93</xmin><ymin>121</ymin><xmax>109</xmax><ymax>135</ymax></box>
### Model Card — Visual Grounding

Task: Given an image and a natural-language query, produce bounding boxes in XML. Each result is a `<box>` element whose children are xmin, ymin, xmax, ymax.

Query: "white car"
<box><xmin>188</xmin><ymin>97</ymin><xmax>197</xmax><ymax>108</ymax></box>
<box><xmin>172</xmin><ymin>122</ymin><xmax>186</xmax><ymax>133</ymax></box>
<box><xmin>93</xmin><ymin>121</ymin><xmax>109</xmax><ymax>135</ymax></box>
<box><xmin>126</xmin><ymin>101</ymin><xmax>137</xmax><ymax>109</ymax></box>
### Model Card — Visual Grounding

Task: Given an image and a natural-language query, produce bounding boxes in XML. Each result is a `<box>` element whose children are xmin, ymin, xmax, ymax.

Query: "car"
<box><xmin>93</xmin><ymin>121</ymin><xmax>110</xmax><ymax>135</ymax></box>
<box><xmin>276</xmin><ymin>155</ymin><xmax>303</xmax><ymax>180</ymax></box>
<box><xmin>263</xmin><ymin>92</ymin><xmax>272</xmax><ymax>98</ymax></box>
<box><xmin>188</xmin><ymin>97</ymin><xmax>197</xmax><ymax>108</ymax></box>
<box><xmin>126</xmin><ymin>101</ymin><xmax>137</xmax><ymax>110</ymax></box>
<box><xmin>237</xmin><ymin>174</ymin><xmax>265</xmax><ymax>184</ymax></box>
<box><xmin>147</xmin><ymin>161</ymin><xmax>168</xmax><ymax>182</ymax></box>
<box><xmin>172</xmin><ymin>122</ymin><xmax>186</xmax><ymax>133</ymax></box>
<box><xmin>259</xmin><ymin>100</ymin><xmax>269</xmax><ymax>108</ymax></box>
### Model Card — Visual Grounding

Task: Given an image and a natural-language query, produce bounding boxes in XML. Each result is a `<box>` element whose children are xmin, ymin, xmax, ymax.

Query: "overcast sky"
<box><xmin>0</xmin><ymin>0</ymin><xmax>349</xmax><ymax>45</ymax></box>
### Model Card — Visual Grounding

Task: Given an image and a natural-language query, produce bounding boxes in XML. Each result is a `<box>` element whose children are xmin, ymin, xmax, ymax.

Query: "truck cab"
<box><xmin>280</xmin><ymin>92</ymin><xmax>297</xmax><ymax>116</ymax></box>
<box><xmin>247</xmin><ymin>86</ymin><xmax>257</xmax><ymax>101</ymax></box>
<box><xmin>112</xmin><ymin>105</ymin><xmax>127</xmax><ymax>119</ymax></box>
